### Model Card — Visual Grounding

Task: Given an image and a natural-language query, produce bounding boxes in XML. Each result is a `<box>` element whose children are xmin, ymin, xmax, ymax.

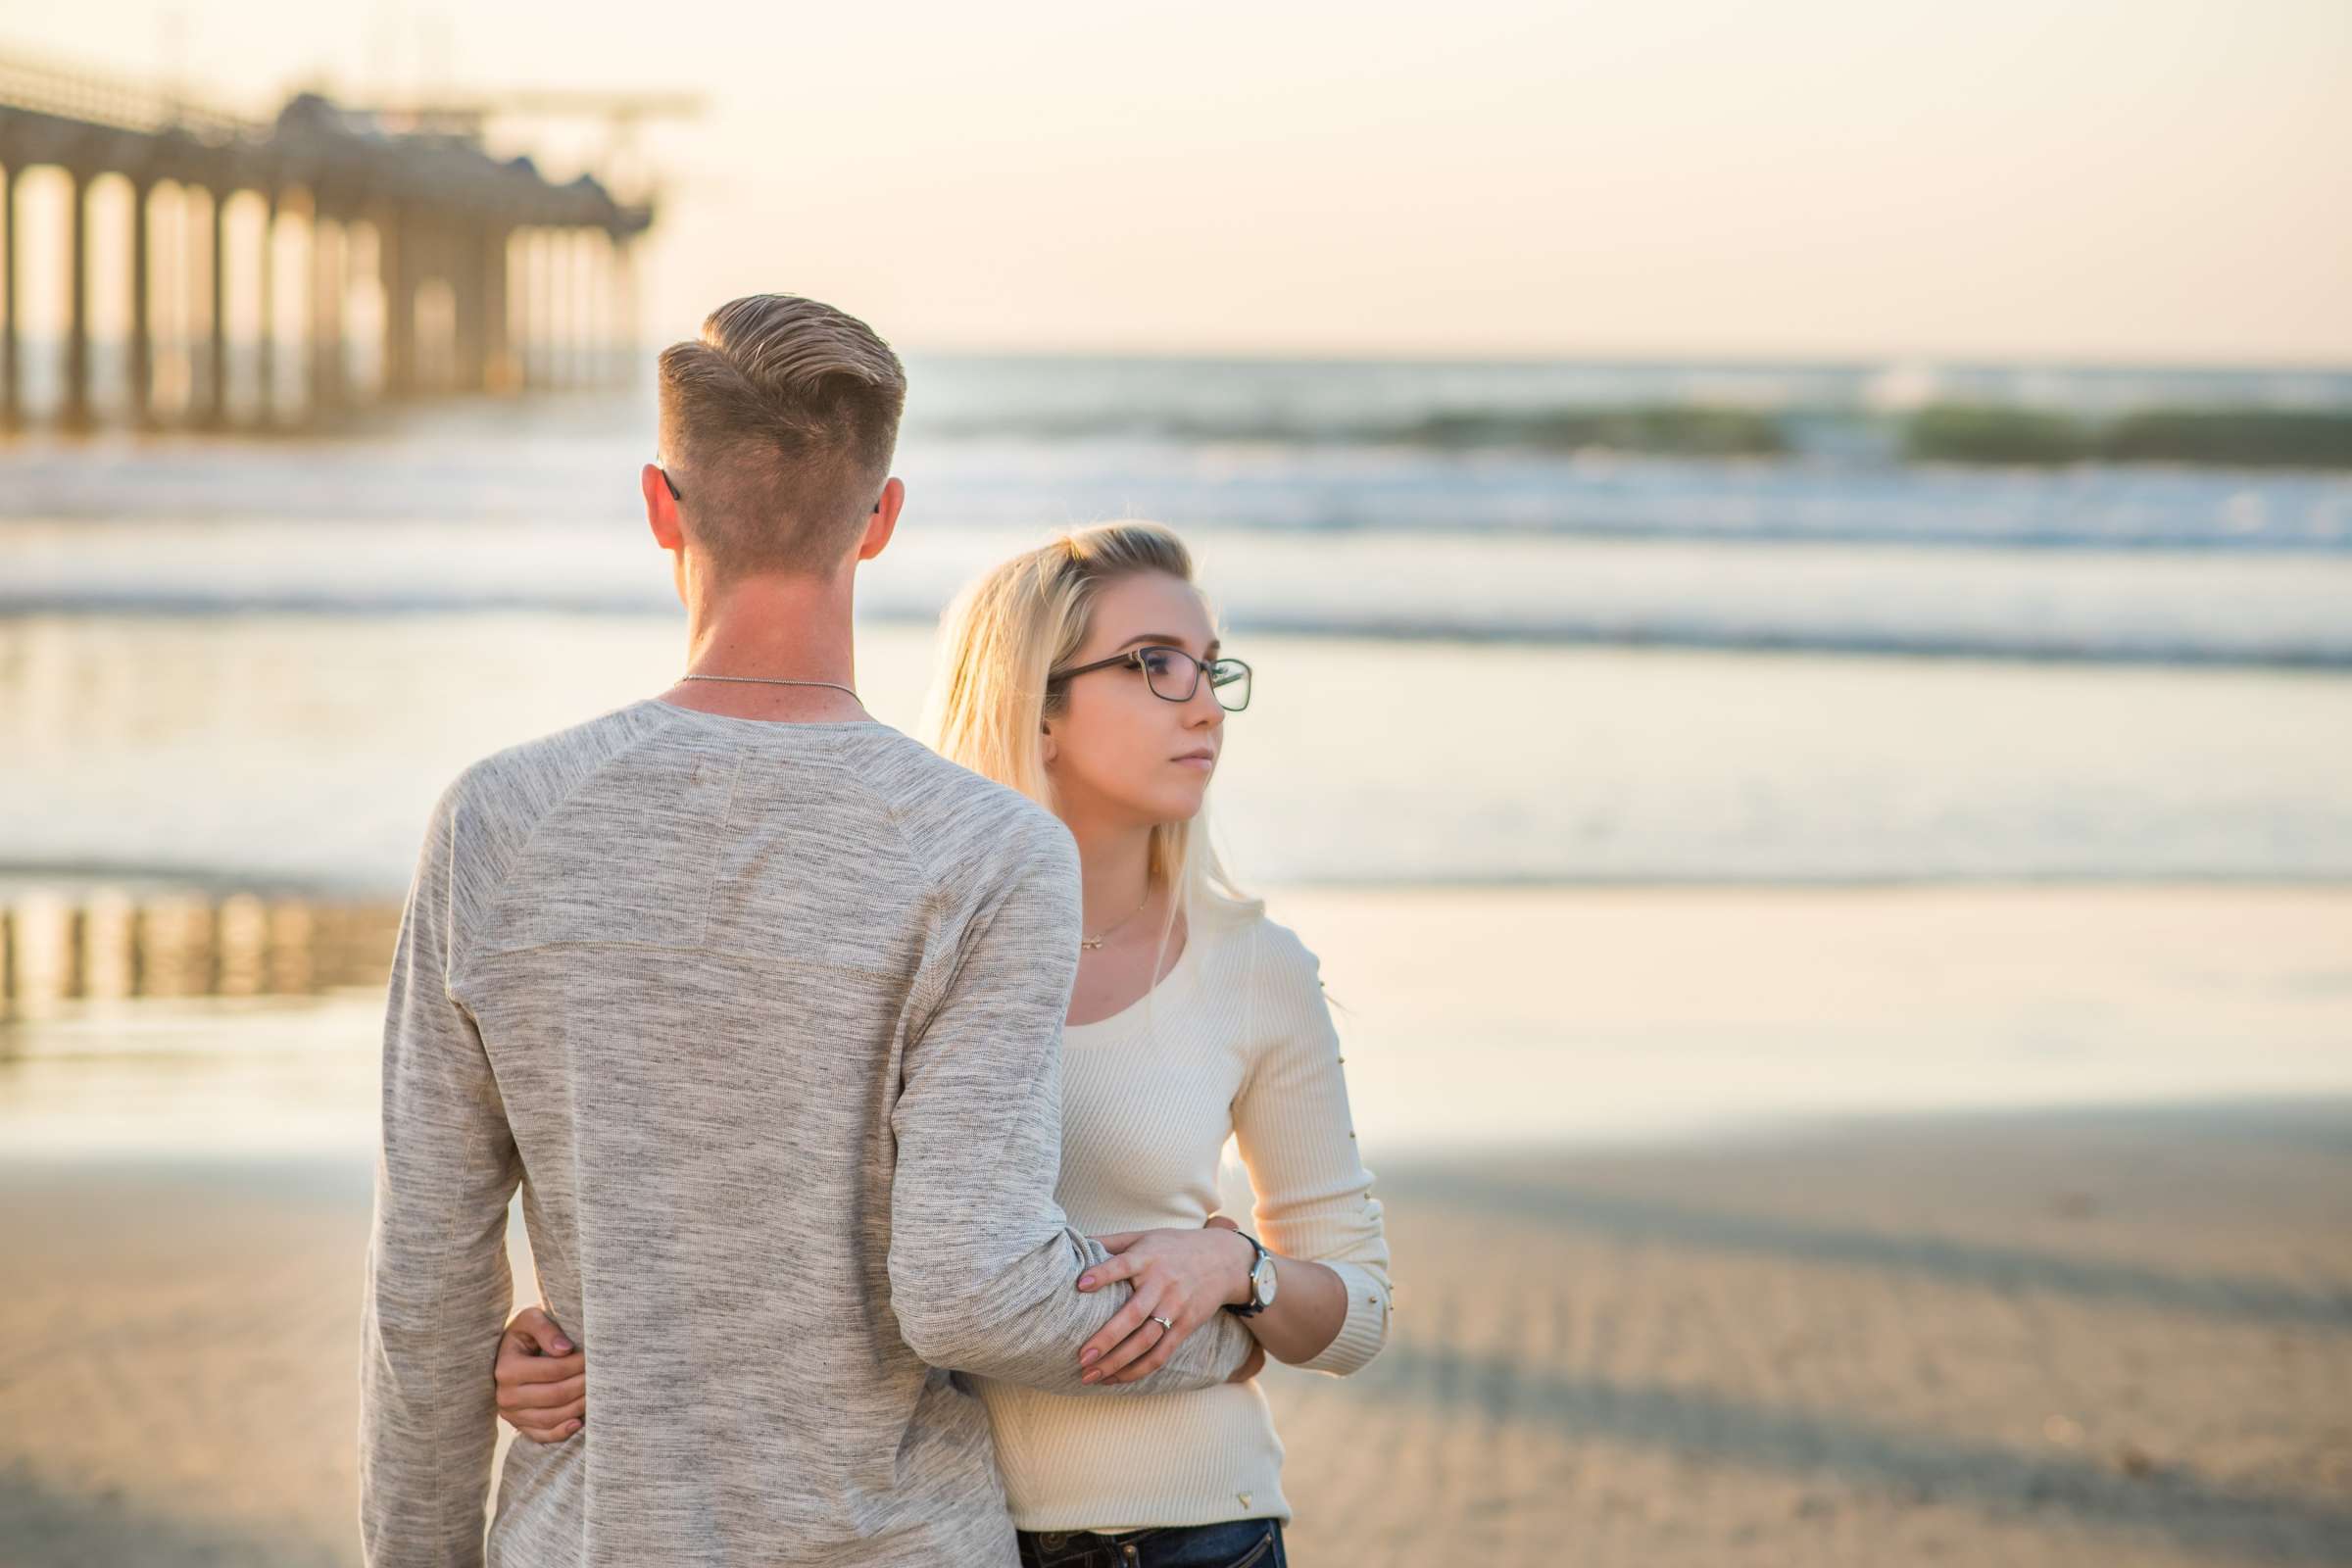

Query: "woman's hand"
<box><xmin>495</xmin><ymin>1304</ymin><xmax>586</xmax><ymax>1444</ymax></box>
<box><xmin>1075</xmin><ymin>1217</ymin><xmax>1257</xmax><ymax>1385</ymax></box>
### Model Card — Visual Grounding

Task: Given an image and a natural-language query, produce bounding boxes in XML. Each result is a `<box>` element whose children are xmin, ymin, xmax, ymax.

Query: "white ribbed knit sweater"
<box><xmin>971</xmin><ymin>892</ymin><xmax>1395</xmax><ymax>1533</ymax></box>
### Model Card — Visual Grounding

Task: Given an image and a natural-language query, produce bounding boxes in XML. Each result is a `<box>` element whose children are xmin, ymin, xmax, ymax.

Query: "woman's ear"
<box><xmin>1040</xmin><ymin>719</ymin><xmax>1057</xmax><ymax>766</ymax></box>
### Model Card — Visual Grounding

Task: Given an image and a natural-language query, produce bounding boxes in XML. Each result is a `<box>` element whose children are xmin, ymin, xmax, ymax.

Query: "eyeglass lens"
<box><xmin>1139</xmin><ymin>648</ymin><xmax>1251</xmax><ymax>710</ymax></box>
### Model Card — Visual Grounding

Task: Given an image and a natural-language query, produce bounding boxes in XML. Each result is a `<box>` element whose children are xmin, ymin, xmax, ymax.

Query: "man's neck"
<box><xmin>665</xmin><ymin>568</ymin><xmax>867</xmax><ymax>722</ymax></box>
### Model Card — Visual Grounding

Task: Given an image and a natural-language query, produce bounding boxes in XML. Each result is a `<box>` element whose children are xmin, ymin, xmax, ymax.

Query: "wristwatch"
<box><xmin>1223</xmin><ymin>1228</ymin><xmax>1278</xmax><ymax>1318</ymax></box>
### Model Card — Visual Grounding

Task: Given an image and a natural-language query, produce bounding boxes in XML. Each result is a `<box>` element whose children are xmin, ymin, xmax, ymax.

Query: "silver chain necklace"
<box><xmin>680</xmin><ymin>672</ymin><xmax>865</xmax><ymax>709</ymax></box>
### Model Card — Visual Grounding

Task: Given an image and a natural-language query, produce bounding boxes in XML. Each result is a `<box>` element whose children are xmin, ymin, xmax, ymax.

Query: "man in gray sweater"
<box><xmin>358</xmin><ymin>294</ymin><xmax>1259</xmax><ymax>1566</ymax></box>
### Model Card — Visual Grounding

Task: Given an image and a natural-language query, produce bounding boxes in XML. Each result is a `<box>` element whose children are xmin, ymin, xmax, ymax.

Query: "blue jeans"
<box><xmin>1016</xmin><ymin>1517</ymin><xmax>1287</xmax><ymax>1568</ymax></box>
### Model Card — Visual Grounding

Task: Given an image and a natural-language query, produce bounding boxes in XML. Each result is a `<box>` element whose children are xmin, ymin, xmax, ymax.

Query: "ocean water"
<box><xmin>6</xmin><ymin>356</ymin><xmax>2352</xmax><ymax>891</ymax></box>
<box><xmin>7</xmin><ymin>360</ymin><xmax>2352</xmax><ymax>664</ymax></box>
<box><xmin>4</xmin><ymin>355</ymin><xmax>2350</xmax><ymax>1157</ymax></box>
<box><xmin>4</xmin><ymin>613</ymin><xmax>2350</xmax><ymax>892</ymax></box>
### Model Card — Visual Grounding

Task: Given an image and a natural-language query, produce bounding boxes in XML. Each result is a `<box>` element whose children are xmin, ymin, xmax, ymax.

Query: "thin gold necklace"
<box><xmin>1081</xmin><ymin>886</ymin><xmax>1153</xmax><ymax>951</ymax></box>
<box><xmin>679</xmin><ymin>672</ymin><xmax>865</xmax><ymax>710</ymax></box>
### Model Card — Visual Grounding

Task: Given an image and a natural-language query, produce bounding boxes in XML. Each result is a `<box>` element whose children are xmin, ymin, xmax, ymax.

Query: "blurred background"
<box><xmin>2</xmin><ymin>3</ymin><xmax>2348</xmax><ymax>1564</ymax></box>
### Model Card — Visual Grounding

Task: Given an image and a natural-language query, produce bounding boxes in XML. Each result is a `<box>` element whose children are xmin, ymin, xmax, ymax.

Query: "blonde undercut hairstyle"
<box><xmin>656</xmin><ymin>294</ymin><xmax>906</xmax><ymax>579</ymax></box>
<box><xmin>922</xmin><ymin>522</ymin><xmax>1262</xmax><ymax>997</ymax></box>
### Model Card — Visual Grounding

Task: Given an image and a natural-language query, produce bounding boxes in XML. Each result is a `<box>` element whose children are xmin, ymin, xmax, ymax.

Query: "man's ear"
<box><xmin>853</xmin><ymin>476</ymin><xmax>906</xmax><ymax>564</ymax></box>
<box><xmin>642</xmin><ymin>464</ymin><xmax>682</xmax><ymax>552</ymax></box>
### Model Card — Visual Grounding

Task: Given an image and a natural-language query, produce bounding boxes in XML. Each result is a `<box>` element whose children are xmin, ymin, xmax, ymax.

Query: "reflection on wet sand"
<box><xmin>0</xmin><ymin>888</ymin><xmax>399</xmax><ymax>1035</ymax></box>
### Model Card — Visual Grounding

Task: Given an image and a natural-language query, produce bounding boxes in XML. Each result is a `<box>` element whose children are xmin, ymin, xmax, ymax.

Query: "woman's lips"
<box><xmin>1173</xmin><ymin>755</ymin><xmax>1215</xmax><ymax>769</ymax></box>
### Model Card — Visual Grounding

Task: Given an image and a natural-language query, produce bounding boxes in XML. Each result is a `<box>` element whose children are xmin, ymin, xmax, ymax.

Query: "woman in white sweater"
<box><xmin>495</xmin><ymin>521</ymin><xmax>1393</xmax><ymax>1568</ymax></box>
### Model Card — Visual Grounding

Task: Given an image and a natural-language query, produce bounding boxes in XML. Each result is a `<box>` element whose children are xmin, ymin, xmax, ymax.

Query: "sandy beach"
<box><xmin>3</xmin><ymin>1099</ymin><xmax>2348</xmax><ymax>1566</ymax></box>
<box><xmin>6</xmin><ymin>13</ymin><xmax>2348</xmax><ymax>1560</ymax></box>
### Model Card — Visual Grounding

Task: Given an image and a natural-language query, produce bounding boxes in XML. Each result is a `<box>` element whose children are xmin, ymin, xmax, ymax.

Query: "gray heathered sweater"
<box><xmin>359</xmin><ymin>697</ymin><xmax>1257</xmax><ymax>1567</ymax></box>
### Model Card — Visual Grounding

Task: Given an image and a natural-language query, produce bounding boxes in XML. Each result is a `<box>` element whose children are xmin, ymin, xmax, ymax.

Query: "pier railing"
<box><xmin>0</xmin><ymin>47</ymin><xmax>257</xmax><ymax>141</ymax></box>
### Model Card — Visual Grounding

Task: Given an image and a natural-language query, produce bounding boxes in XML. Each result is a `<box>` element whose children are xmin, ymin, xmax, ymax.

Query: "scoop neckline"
<box><xmin>643</xmin><ymin>696</ymin><xmax>891</xmax><ymax>732</ymax></box>
<box><xmin>1062</xmin><ymin>895</ymin><xmax>1209</xmax><ymax>1042</ymax></box>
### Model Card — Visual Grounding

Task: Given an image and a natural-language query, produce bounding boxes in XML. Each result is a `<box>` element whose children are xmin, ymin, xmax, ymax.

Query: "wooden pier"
<box><xmin>0</xmin><ymin>48</ymin><xmax>669</xmax><ymax>432</ymax></box>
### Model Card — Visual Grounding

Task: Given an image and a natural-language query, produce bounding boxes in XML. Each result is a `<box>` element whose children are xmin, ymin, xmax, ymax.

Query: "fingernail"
<box><xmin>553</xmin><ymin>1341</ymin><xmax>572</xmax><ymax>1353</ymax></box>
<box><xmin>1083</xmin><ymin>1371</ymin><xmax>1100</xmax><ymax>1384</ymax></box>
<box><xmin>1078</xmin><ymin>1276</ymin><xmax>1095</xmax><ymax>1289</ymax></box>
<box><xmin>1081</xmin><ymin>1348</ymin><xmax>1100</xmax><ymax>1364</ymax></box>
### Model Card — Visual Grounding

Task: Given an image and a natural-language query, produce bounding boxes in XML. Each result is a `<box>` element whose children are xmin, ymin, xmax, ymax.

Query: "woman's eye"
<box><xmin>1140</xmin><ymin>650</ymin><xmax>1178</xmax><ymax>675</ymax></box>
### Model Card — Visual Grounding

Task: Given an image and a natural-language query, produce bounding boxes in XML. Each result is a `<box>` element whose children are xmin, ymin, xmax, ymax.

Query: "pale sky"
<box><xmin>12</xmin><ymin>0</ymin><xmax>2352</xmax><ymax>362</ymax></box>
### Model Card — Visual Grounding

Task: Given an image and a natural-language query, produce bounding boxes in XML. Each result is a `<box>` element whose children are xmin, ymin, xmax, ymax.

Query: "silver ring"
<box><xmin>1149</xmin><ymin>1314</ymin><xmax>1174</xmax><ymax>1331</ymax></box>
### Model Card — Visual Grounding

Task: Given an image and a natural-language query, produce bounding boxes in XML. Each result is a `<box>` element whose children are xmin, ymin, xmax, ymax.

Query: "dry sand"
<box><xmin>3</xmin><ymin>1102</ymin><xmax>2348</xmax><ymax>1566</ymax></box>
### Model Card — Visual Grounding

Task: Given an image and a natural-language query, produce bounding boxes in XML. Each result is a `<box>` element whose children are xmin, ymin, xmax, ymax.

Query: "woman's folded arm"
<box><xmin>1228</xmin><ymin>920</ymin><xmax>1394</xmax><ymax>1376</ymax></box>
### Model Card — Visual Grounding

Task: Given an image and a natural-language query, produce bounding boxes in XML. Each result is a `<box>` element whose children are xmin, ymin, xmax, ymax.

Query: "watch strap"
<box><xmin>1223</xmin><ymin>1228</ymin><xmax>1271</xmax><ymax>1318</ymax></box>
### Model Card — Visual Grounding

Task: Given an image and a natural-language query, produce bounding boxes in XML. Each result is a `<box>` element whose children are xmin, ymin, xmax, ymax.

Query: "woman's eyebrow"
<box><xmin>1116</xmin><ymin>633</ymin><xmax>1222</xmax><ymax>653</ymax></box>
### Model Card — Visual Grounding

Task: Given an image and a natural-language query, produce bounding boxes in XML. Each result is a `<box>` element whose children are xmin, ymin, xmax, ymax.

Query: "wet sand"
<box><xmin>3</xmin><ymin>1102</ymin><xmax>2348</xmax><ymax>1566</ymax></box>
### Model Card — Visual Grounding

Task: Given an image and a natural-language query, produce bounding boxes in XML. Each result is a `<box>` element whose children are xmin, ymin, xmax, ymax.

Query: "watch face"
<box><xmin>1253</xmin><ymin>1255</ymin><xmax>1278</xmax><ymax>1306</ymax></box>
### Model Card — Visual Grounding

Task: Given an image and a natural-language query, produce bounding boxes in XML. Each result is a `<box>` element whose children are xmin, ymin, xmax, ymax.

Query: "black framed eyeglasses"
<box><xmin>1047</xmin><ymin>646</ymin><xmax>1252</xmax><ymax>711</ymax></box>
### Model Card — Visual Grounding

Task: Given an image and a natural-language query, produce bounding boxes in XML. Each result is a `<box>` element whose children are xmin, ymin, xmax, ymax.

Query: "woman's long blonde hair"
<box><xmin>920</xmin><ymin>521</ymin><xmax>1262</xmax><ymax>967</ymax></box>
